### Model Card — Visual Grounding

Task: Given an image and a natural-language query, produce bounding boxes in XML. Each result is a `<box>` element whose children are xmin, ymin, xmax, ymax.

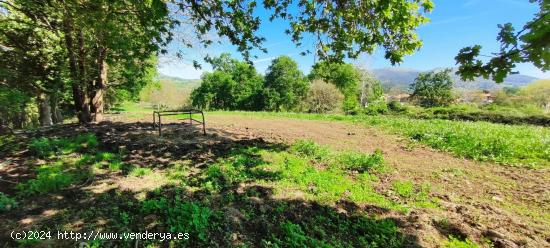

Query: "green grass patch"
<box><xmin>28</xmin><ymin>133</ymin><xmax>98</xmax><ymax>158</ymax></box>
<box><xmin>141</xmin><ymin>197</ymin><xmax>213</xmax><ymax>241</ymax></box>
<box><xmin>198</xmin><ymin>141</ymin><xmax>404</xmax><ymax>212</ymax></box>
<box><xmin>210</xmin><ymin>111</ymin><xmax>550</xmax><ymax>167</ymax></box>
<box><xmin>444</xmin><ymin>235</ymin><xmax>479</xmax><ymax>248</ymax></box>
<box><xmin>17</xmin><ymin>162</ymin><xmax>76</xmax><ymax>194</ymax></box>
<box><xmin>392</xmin><ymin>180</ymin><xmax>438</xmax><ymax>209</ymax></box>
<box><xmin>0</xmin><ymin>192</ymin><xmax>17</xmax><ymax>212</ymax></box>
<box><xmin>338</xmin><ymin>149</ymin><xmax>385</xmax><ymax>173</ymax></box>
<box><xmin>129</xmin><ymin>167</ymin><xmax>152</xmax><ymax>177</ymax></box>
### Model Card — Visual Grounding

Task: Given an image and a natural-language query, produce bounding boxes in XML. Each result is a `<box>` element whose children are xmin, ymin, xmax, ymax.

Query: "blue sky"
<box><xmin>159</xmin><ymin>0</ymin><xmax>549</xmax><ymax>79</ymax></box>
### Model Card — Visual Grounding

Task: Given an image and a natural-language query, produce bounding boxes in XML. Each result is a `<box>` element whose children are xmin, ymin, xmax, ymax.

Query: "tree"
<box><xmin>191</xmin><ymin>53</ymin><xmax>263</xmax><ymax>110</ymax></box>
<box><xmin>263</xmin><ymin>56</ymin><xmax>308</xmax><ymax>111</ymax></box>
<box><xmin>455</xmin><ymin>0</ymin><xmax>549</xmax><ymax>83</ymax></box>
<box><xmin>305</xmin><ymin>80</ymin><xmax>344</xmax><ymax>113</ymax></box>
<box><xmin>356</xmin><ymin>68</ymin><xmax>384</xmax><ymax>107</ymax></box>
<box><xmin>520</xmin><ymin>79</ymin><xmax>550</xmax><ymax>110</ymax></box>
<box><xmin>2</xmin><ymin>0</ymin><xmax>434</xmax><ymax>125</ymax></box>
<box><xmin>1</xmin><ymin>0</ymin><xmax>172</xmax><ymax>123</ymax></box>
<box><xmin>410</xmin><ymin>69</ymin><xmax>455</xmax><ymax>107</ymax></box>
<box><xmin>309</xmin><ymin>62</ymin><xmax>360</xmax><ymax>112</ymax></box>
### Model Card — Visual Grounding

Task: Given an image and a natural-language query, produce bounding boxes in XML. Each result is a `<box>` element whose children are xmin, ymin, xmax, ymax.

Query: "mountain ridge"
<box><xmin>372</xmin><ymin>68</ymin><xmax>539</xmax><ymax>92</ymax></box>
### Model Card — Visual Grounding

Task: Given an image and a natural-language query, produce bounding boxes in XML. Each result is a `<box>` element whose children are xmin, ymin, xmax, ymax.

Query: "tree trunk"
<box><xmin>90</xmin><ymin>47</ymin><xmax>107</xmax><ymax>123</ymax></box>
<box><xmin>38</xmin><ymin>93</ymin><xmax>53</xmax><ymax>126</ymax></box>
<box><xmin>50</xmin><ymin>94</ymin><xmax>63</xmax><ymax>124</ymax></box>
<box><xmin>62</xmin><ymin>11</ymin><xmax>90</xmax><ymax>124</ymax></box>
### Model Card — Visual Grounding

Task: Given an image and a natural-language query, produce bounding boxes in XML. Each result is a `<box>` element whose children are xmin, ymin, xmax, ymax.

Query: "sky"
<box><xmin>158</xmin><ymin>0</ymin><xmax>549</xmax><ymax>80</ymax></box>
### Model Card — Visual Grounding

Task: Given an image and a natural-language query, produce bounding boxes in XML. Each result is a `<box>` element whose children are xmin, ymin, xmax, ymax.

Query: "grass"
<box><xmin>392</xmin><ymin>180</ymin><xmax>438</xmax><ymax>208</ymax></box>
<box><xmin>444</xmin><ymin>235</ymin><xmax>479</xmax><ymax>248</ymax></box>
<box><xmin>210</xmin><ymin>111</ymin><xmax>550</xmax><ymax>168</ymax></box>
<box><xmin>198</xmin><ymin>141</ymin><xmax>406</xmax><ymax>212</ymax></box>
<box><xmin>129</xmin><ymin>167</ymin><xmax>152</xmax><ymax>177</ymax></box>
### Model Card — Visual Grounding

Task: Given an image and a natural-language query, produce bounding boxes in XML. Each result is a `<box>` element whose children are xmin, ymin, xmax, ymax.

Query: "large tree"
<box><xmin>1</xmin><ymin>0</ymin><xmax>172</xmax><ymax>123</ymax></box>
<box><xmin>309</xmin><ymin>62</ymin><xmax>360</xmax><ymax>112</ymax></box>
<box><xmin>409</xmin><ymin>69</ymin><xmax>455</xmax><ymax>107</ymax></box>
<box><xmin>263</xmin><ymin>56</ymin><xmax>308</xmax><ymax>111</ymax></box>
<box><xmin>455</xmin><ymin>0</ymin><xmax>549</xmax><ymax>83</ymax></box>
<box><xmin>191</xmin><ymin>53</ymin><xmax>263</xmax><ymax>110</ymax></box>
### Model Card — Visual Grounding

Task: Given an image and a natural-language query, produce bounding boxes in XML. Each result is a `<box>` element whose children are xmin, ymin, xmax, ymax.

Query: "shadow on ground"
<box><xmin>0</xmin><ymin>121</ymin><xmax>422</xmax><ymax>247</ymax></box>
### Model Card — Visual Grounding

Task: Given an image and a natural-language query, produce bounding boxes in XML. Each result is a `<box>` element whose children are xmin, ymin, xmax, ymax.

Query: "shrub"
<box><xmin>290</xmin><ymin>140</ymin><xmax>329</xmax><ymax>160</ymax></box>
<box><xmin>305</xmin><ymin>80</ymin><xmax>344</xmax><ymax>113</ymax></box>
<box><xmin>28</xmin><ymin>137</ymin><xmax>56</xmax><ymax>157</ymax></box>
<box><xmin>339</xmin><ymin>149</ymin><xmax>385</xmax><ymax>173</ymax></box>
<box><xmin>0</xmin><ymin>192</ymin><xmax>17</xmax><ymax>211</ymax></box>
<box><xmin>17</xmin><ymin>164</ymin><xmax>74</xmax><ymax>194</ymax></box>
<box><xmin>388</xmin><ymin>100</ymin><xmax>407</xmax><ymax>113</ymax></box>
<box><xmin>362</xmin><ymin>101</ymin><xmax>389</xmax><ymax>115</ymax></box>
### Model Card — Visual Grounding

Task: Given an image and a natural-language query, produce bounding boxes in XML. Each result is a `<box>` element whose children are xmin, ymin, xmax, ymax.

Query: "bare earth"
<box><xmin>203</xmin><ymin>114</ymin><xmax>549</xmax><ymax>248</ymax></box>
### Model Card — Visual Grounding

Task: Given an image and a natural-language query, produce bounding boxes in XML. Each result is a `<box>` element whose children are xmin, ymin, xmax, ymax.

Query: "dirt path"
<box><xmin>205</xmin><ymin>114</ymin><xmax>549</xmax><ymax>247</ymax></box>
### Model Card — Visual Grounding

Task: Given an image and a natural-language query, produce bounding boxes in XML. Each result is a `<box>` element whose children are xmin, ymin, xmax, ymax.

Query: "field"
<box><xmin>0</xmin><ymin>106</ymin><xmax>549</xmax><ymax>247</ymax></box>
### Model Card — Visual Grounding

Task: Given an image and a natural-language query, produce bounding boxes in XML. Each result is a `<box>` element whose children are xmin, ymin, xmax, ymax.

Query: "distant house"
<box><xmin>386</xmin><ymin>93</ymin><xmax>410</xmax><ymax>103</ymax></box>
<box><xmin>481</xmin><ymin>90</ymin><xmax>494</xmax><ymax>104</ymax></box>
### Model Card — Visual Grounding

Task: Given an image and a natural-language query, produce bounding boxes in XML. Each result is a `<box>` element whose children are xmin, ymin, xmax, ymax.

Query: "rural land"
<box><xmin>1</xmin><ymin>1</ymin><xmax>549</xmax><ymax>248</ymax></box>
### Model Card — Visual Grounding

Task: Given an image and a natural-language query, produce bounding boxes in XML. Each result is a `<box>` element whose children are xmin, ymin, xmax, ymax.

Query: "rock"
<box><xmin>492</xmin><ymin>196</ymin><xmax>504</xmax><ymax>202</ymax></box>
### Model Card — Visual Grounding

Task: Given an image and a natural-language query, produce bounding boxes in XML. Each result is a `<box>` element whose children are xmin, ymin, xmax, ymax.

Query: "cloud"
<box><xmin>252</xmin><ymin>52</ymin><xmax>300</xmax><ymax>64</ymax></box>
<box><xmin>157</xmin><ymin>61</ymin><xmax>206</xmax><ymax>79</ymax></box>
<box><xmin>427</xmin><ymin>15</ymin><xmax>474</xmax><ymax>26</ymax></box>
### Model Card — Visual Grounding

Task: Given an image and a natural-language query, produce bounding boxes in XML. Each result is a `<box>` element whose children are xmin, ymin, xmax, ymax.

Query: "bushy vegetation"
<box><xmin>309</xmin><ymin>62</ymin><xmax>361</xmax><ymax>112</ymax></box>
<box><xmin>409</xmin><ymin>69</ymin><xmax>455</xmax><ymax>107</ymax></box>
<box><xmin>191</xmin><ymin>53</ymin><xmax>264</xmax><ymax>111</ymax></box>
<box><xmin>304</xmin><ymin>80</ymin><xmax>344</xmax><ymax>113</ymax></box>
<box><xmin>338</xmin><ymin>150</ymin><xmax>385</xmax><ymax>173</ymax></box>
<box><xmin>28</xmin><ymin>133</ymin><xmax>98</xmax><ymax>158</ymax></box>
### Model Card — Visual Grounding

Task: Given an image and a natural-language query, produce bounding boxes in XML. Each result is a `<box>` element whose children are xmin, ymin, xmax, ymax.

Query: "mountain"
<box><xmin>156</xmin><ymin>74</ymin><xmax>201</xmax><ymax>91</ymax></box>
<box><xmin>372</xmin><ymin>68</ymin><xmax>539</xmax><ymax>92</ymax></box>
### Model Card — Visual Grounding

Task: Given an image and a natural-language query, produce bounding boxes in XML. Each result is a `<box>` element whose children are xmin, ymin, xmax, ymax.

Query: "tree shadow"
<box><xmin>0</xmin><ymin>121</ymin><xmax>423</xmax><ymax>247</ymax></box>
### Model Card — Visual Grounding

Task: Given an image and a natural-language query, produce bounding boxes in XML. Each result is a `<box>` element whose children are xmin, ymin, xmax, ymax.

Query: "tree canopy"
<box><xmin>191</xmin><ymin>53</ymin><xmax>263</xmax><ymax>110</ymax></box>
<box><xmin>263</xmin><ymin>56</ymin><xmax>309</xmax><ymax>111</ymax></box>
<box><xmin>410</xmin><ymin>69</ymin><xmax>455</xmax><ymax>107</ymax></box>
<box><xmin>1</xmin><ymin>0</ymin><xmax>434</xmax><ymax>127</ymax></box>
<box><xmin>309</xmin><ymin>62</ymin><xmax>360</xmax><ymax>112</ymax></box>
<box><xmin>455</xmin><ymin>0</ymin><xmax>549</xmax><ymax>83</ymax></box>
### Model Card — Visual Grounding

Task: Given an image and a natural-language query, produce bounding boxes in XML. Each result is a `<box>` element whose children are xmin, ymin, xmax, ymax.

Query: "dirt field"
<box><xmin>1</xmin><ymin>112</ymin><xmax>548</xmax><ymax>247</ymax></box>
<box><xmin>205</xmin><ymin>114</ymin><xmax>550</xmax><ymax>247</ymax></box>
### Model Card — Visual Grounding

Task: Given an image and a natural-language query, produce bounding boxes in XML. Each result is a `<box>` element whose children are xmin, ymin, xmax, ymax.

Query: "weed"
<box><xmin>444</xmin><ymin>235</ymin><xmax>479</xmax><ymax>248</ymax></box>
<box><xmin>0</xmin><ymin>192</ymin><xmax>17</xmax><ymax>211</ymax></box>
<box><xmin>393</xmin><ymin>180</ymin><xmax>414</xmax><ymax>198</ymax></box>
<box><xmin>142</xmin><ymin>197</ymin><xmax>212</xmax><ymax>241</ymax></box>
<box><xmin>338</xmin><ymin>149</ymin><xmax>385</xmax><ymax>173</ymax></box>
<box><xmin>28</xmin><ymin>133</ymin><xmax>99</xmax><ymax>158</ymax></box>
<box><xmin>392</xmin><ymin>180</ymin><xmax>438</xmax><ymax>208</ymax></box>
<box><xmin>129</xmin><ymin>167</ymin><xmax>152</xmax><ymax>177</ymax></box>
<box><xmin>290</xmin><ymin>140</ymin><xmax>329</xmax><ymax>160</ymax></box>
<box><xmin>17</xmin><ymin>163</ymin><xmax>74</xmax><ymax>194</ymax></box>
